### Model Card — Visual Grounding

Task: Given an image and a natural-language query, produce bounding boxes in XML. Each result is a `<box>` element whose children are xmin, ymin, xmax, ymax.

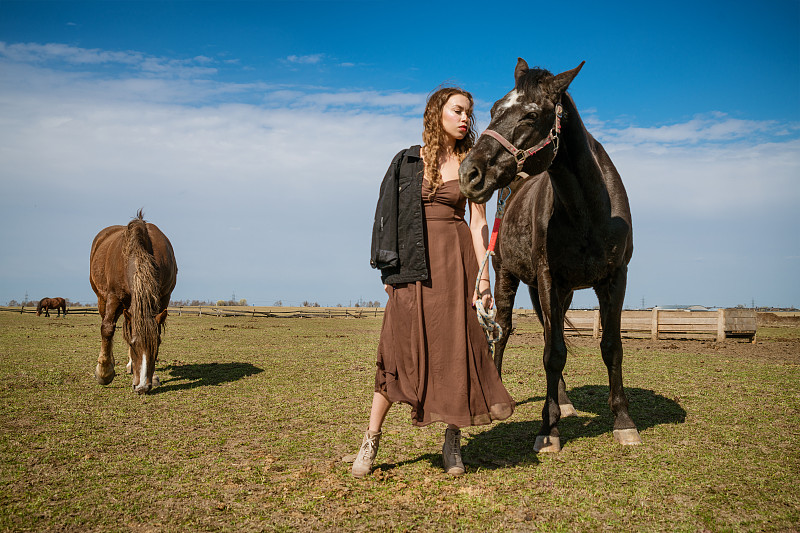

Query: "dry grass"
<box><xmin>0</xmin><ymin>311</ymin><xmax>798</xmax><ymax>532</ymax></box>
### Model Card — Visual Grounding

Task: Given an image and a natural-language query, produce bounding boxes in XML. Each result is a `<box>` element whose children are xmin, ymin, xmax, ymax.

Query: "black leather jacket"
<box><xmin>369</xmin><ymin>145</ymin><xmax>429</xmax><ymax>284</ymax></box>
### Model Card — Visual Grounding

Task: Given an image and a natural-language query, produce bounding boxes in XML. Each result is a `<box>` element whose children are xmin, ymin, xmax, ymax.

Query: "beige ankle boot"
<box><xmin>442</xmin><ymin>427</ymin><xmax>465</xmax><ymax>476</ymax></box>
<box><xmin>351</xmin><ymin>429</ymin><xmax>381</xmax><ymax>478</ymax></box>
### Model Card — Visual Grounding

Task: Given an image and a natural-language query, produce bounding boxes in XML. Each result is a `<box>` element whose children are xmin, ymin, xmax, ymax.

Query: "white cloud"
<box><xmin>594</xmin><ymin>114</ymin><xmax>800</xmax><ymax>218</ymax></box>
<box><xmin>600</xmin><ymin>113</ymin><xmax>797</xmax><ymax>146</ymax></box>
<box><xmin>0</xmin><ymin>41</ymin><xmax>219</xmax><ymax>79</ymax></box>
<box><xmin>263</xmin><ymin>89</ymin><xmax>425</xmax><ymax>112</ymax></box>
<box><xmin>286</xmin><ymin>53</ymin><xmax>324</xmax><ymax>65</ymax></box>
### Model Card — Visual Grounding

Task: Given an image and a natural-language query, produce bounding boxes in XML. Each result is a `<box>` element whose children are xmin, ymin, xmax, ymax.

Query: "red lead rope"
<box><xmin>488</xmin><ymin>216</ymin><xmax>501</xmax><ymax>253</ymax></box>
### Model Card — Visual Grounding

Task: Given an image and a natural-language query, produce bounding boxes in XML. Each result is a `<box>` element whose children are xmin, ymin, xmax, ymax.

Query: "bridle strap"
<box><xmin>481</xmin><ymin>102</ymin><xmax>563</xmax><ymax>174</ymax></box>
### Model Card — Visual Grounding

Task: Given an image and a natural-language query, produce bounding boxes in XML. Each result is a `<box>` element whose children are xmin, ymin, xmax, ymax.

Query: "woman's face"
<box><xmin>441</xmin><ymin>94</ymin><xmax>471</xmax><ymax>142</ymax></box>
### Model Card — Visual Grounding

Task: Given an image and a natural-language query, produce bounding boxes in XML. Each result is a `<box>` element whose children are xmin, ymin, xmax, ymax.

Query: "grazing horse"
<box><xmin>36</xmin><ymin>297</ymin><xmax>67</xmax><ymax>317</ymax></box>
<box><xmin>89</xmin><ymin>210</ymin><xmax>177</xmax><ymax>394</ymax></box>
<box><xmin>459</xmin><ymin>59</ymin><xmax>640</xmax><ymax>452</ymax></box>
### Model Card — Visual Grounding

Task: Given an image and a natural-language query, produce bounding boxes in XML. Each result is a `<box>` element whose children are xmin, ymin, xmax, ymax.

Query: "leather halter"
<box><xmin>481</xmin><ymin>102</ymin><xmax>563</xmax><ymax>177</ymax></box>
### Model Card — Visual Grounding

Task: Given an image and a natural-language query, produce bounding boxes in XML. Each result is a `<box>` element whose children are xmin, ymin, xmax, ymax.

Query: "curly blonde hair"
<box><xmin>422</xmin><ymin>86</ymin><xmax>477</xmax><ymax>198</ymax></box>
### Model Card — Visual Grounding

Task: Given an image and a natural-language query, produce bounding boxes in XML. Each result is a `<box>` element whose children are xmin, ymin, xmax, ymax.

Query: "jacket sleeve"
<box><xmin>370</xmin><ymin>149</ymin><xmax>406</xmax><ymax>270</ymax></box>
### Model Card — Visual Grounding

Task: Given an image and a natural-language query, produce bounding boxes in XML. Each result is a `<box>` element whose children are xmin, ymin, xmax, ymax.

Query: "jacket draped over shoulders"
<box><xmin>370</xmin><ymin>145</ymin><xmax>429</xmax><ymax>285</ymax></box>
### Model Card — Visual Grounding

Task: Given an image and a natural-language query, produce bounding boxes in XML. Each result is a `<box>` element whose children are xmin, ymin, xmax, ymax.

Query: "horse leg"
<box><xmin>528</xmin><ymin>286</ymin><xmax>573</xmax><ymax>417</ymax></box>
<box><xmin>492</xmin><ymin>267</ymin><xmax>520</xmax><ymax>375</ymax></box>
<box><xmin>95</xmin><ymin>296</ymin><xmax>121</xmax><ymax>385</ymax></box>
<box><xmin>534</xmin><ymin>274</ymin><xmax>569</xmax><ymax>453</ymax></box>
<box><xmin>558</xmin><ymin>291</ymin><xmax>578</xmax><ymax>418</ymax></box>
<box><xmin>595</xmin><ymin>268</ymin><xmax>641</xmax><ymax>445</ymax></box>
<box><xmin>125</xmin><ymin>344</ymin><xmax>134</xmax><ymax>375</ymax></box>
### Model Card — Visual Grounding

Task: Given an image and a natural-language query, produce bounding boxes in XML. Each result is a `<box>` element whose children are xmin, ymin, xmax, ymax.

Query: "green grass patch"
<box><xmin>1</xmin><ymin>312</ymin><xmax>798</xmax><ymax>531</ymax></box>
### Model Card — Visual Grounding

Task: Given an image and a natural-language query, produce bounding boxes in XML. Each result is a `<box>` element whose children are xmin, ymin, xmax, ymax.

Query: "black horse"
<box><xmin>459</xmin><ymin>59</ymin><xmax>640</xmax><ymax>452</ymax></box>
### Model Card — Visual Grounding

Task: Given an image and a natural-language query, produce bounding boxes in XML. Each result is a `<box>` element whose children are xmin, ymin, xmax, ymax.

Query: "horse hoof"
<box><xmin>152</xmin><ymin>376</ymin><xmax>161</xmax><ymax>388</ymax></box>
<box><xmin>560</xmin><ymin>403</ymin><xmax>578</xmax><ymax>418</ymax></box>
<box><xmin>534</xmin><ymin>435</ymin><xmax>561</xmax><ymax>453</ymax></box>
<box><xmin>95</xmin><ymin>366</ymin><xmax>115</xmax><ymax>385</ymax></box>
<box><xmin>613</xmin><ymin>428</ymin><xmax>642</xmax><ymax>446</ymax></box>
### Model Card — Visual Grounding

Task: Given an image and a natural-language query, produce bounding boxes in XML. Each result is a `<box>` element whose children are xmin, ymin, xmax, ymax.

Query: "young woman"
<box><xmin>354</xmin><ymin>87</ymin><xmax>515</xmax><ymax>477</ymax></box>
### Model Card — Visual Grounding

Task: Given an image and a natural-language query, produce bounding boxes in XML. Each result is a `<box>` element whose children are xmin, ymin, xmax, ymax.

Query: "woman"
<box><xmin>354</xmin><ymin>87</ymin><xmax>515</xmax><ymax>478</ymax></box>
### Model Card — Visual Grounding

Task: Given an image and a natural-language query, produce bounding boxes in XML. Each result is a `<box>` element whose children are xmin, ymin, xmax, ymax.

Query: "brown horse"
<box><xmin>89</xmin><ymin>210</ymin><xmax>177</xmax><ymax>394</ymax></box>
<box><xmin>36</xmin><ymin>297</ymin><xmax>67</xmax><ymax>317</ymax></box>
<box><xmin>460</xmin><ymin>59</ymin><xmax>640</xmax><ymax>452</ymax></box>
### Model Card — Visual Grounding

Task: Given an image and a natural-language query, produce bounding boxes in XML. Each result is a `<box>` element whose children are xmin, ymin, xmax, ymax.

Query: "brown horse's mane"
<box><xmin>123</xmin><ymin>210</ymin><xmax>160</xmax><ymax>357</ymax></box>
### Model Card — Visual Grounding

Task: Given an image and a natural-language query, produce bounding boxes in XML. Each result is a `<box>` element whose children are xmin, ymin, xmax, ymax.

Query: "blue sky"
<box><xmin>1</xmin><ymin>0</ymin><xmax>798</xmax><ymax>309</ymax></box>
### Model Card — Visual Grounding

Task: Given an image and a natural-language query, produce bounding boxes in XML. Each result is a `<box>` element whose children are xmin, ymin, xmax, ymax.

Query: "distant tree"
<box><xmin>238</xmin><ymin>299</ymin><xmax>247</xmax><ymax>306</ymax></box>
<box><xmin>273</xmin><ymin>300</ymin><xmax>282</xmax><ymax>307</ymax></box>
<box><xmin>8</xmin><ymin>299</ymin><xmax>19</xmax><ymax>307</ymax></box>
<box><xmin>336</xmin><ymin>303</ymin><xmax>342</xmax><ymax>307</ymax></box>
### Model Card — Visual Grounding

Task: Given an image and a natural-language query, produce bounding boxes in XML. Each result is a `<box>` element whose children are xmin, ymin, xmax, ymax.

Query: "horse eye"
<box><xmin>522</xmin><ymin>112</ymin><xmax>539</xmax><ymax>122</ymax></box>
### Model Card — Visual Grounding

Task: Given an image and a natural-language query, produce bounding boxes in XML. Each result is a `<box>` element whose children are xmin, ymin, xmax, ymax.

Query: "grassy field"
<box><xmin>0</xmin><ymin>311</ymin><xmax>798</xmax><ymax>532</ymax></box>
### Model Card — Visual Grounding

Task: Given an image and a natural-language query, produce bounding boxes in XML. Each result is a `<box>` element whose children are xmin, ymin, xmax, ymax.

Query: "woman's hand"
<box><xmin>472</xmin><ymin>279</ymin><xmax>493</xmax><ymax>310</ymax></box>
<box><xmin>384</xmin><ymin>284</ymin><xmax>391</xmax><ymax>295</ymax></box>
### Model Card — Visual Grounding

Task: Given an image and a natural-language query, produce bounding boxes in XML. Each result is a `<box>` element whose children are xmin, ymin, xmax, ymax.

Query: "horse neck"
<box><xmin>124</xmin><ymin>222</ymin><xmax>159</xmax><ymax>354</ymax></box>
<box><xmin>548</xmin><ymin>94</ymin><xmax>611</xmax><ymax>218</ymax></box>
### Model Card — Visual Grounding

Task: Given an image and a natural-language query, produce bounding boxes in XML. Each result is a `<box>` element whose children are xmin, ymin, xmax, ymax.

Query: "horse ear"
<box><xmin>550</xmin><ymin>61</ymin><xmax>585</xmax><ymax>95</ymax></box>
<box><xmin>155</xmin><ymin>309</ymin><xmax>168</xmax><ymax>326</ymax></box>
<box><xmin>514</xmin><ymin>58</ymin><xmax>529</xmax><ymax>84</ymax></box>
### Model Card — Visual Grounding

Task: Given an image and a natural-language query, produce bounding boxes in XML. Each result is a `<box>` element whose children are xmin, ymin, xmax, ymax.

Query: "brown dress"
<box><xmin>375</xmin><ymin>179</ymin><xmax>515</xmax><ymax>427</ymax></box>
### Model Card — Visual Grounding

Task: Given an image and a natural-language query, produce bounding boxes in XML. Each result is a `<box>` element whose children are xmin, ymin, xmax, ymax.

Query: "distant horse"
<box><xmin>36</xmin><ymin>297</ymin><xmax>67</xmax><ymax>317</ymax></box>
<box><xmin>459</xmin><ymin>59</ymin><xmax>640</xmax><ymax>452</ymax></box>
<box><xmin>89</xmin><ymin>210</ymin><xmax>177</xmax><ymax>394</ymax></box>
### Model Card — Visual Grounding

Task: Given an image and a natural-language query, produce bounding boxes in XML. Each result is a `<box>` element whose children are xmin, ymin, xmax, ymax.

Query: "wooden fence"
<box><xmin>0</xmin><ymin>305</ymin><xmax>383</xmax><ymax>319</ymax></box>
<box><xmin>563</xmin><ymin>308</ymin><xmax>757</xmax><ymax>342</ymax></box>
<box><xmin>0</xmin><ymin>306</ymin><xmax>758</xmax><ymax>341</ymax></box>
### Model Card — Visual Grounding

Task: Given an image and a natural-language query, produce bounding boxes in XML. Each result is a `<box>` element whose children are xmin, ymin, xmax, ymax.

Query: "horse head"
<box><xmin>459</xmin><ymin>59</ymin><xmax>584</xmax><ymax>204</ymax></box>
<box><xmin>123</xmin><ymin>307</ymin><xmax>168</xmax><ymax>394</ymax></box>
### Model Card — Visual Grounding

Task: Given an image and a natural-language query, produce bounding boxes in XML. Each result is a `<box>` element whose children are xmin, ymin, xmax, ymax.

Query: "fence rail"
<box><xmin>0</xmin><ymin>306</ymin><xmax>758</xmax><ymax>341</ymax></box>
<box><xmin>0</xmin><ymin>305</ymin><xmax>384</xmax><ymax>319</ymax></box>
<box><xmin>563</xmin><ymin>308</ymin><xmax>757</xmax><ymax>342</ymax></box>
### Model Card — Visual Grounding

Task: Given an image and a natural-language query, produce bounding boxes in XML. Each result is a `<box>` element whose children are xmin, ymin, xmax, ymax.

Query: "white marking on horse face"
<box><xmin>498</xmin><ymin>90</ymin><xmax>521</xmax><ymax>111</ymax></box>
<box><xmin>140</xmin><ymin>353</ymin><xmax>148</xmax><ymax>387</ymax></box>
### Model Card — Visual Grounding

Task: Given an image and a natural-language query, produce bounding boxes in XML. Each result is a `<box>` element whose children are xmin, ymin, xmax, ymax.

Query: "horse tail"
<box><xmin>124</xmin><ymin>210</ymin><xmax>159</xmax><ymax>356</ymax></box>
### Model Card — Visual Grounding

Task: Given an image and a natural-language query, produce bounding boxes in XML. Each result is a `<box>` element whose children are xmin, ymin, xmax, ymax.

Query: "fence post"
<box><xmin>199</xmin><ymin>306</ymin><xmax>202</xmax><ymax>317</ymax></box>
<box><xmin>651</xmin><ymin>308</ymin><xmax>659</xmax><ymax>340</ymax></box>
<box><xmin>592</xmin><ymin>309</ymin><xmax>600</xmax><ymax>339</ymax></box>
<box><xmin>717</xmin><ymin>308</ymin><xmax>726</xmax><ymax>342</ymax></box>
<box><xmin>20</xmin><ymin>306</ymin><xmax>24</xmax><ymax>314</ymax></box>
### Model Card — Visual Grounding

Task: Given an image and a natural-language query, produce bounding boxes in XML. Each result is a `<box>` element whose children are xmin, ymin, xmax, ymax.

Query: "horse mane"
<box><xmin>123</xmin><ymin>210</ymin><xmax>160</xmax><ymax>355</ymax></box>
<box><xmin>515</xmin><ymin>66</ymin><xmax>553</xmax><ymax>99</ymax></box>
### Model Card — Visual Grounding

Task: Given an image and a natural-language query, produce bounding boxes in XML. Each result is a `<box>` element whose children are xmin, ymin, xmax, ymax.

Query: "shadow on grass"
<box><xmin>153</xmin><ymin>362</ymin><xmax>263</xmax><ymax>393</ymax></box>
<box><xmin>460</xmin><ymin>385</ymin><xmax>685</xmax><ymax>468</ymax></box>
